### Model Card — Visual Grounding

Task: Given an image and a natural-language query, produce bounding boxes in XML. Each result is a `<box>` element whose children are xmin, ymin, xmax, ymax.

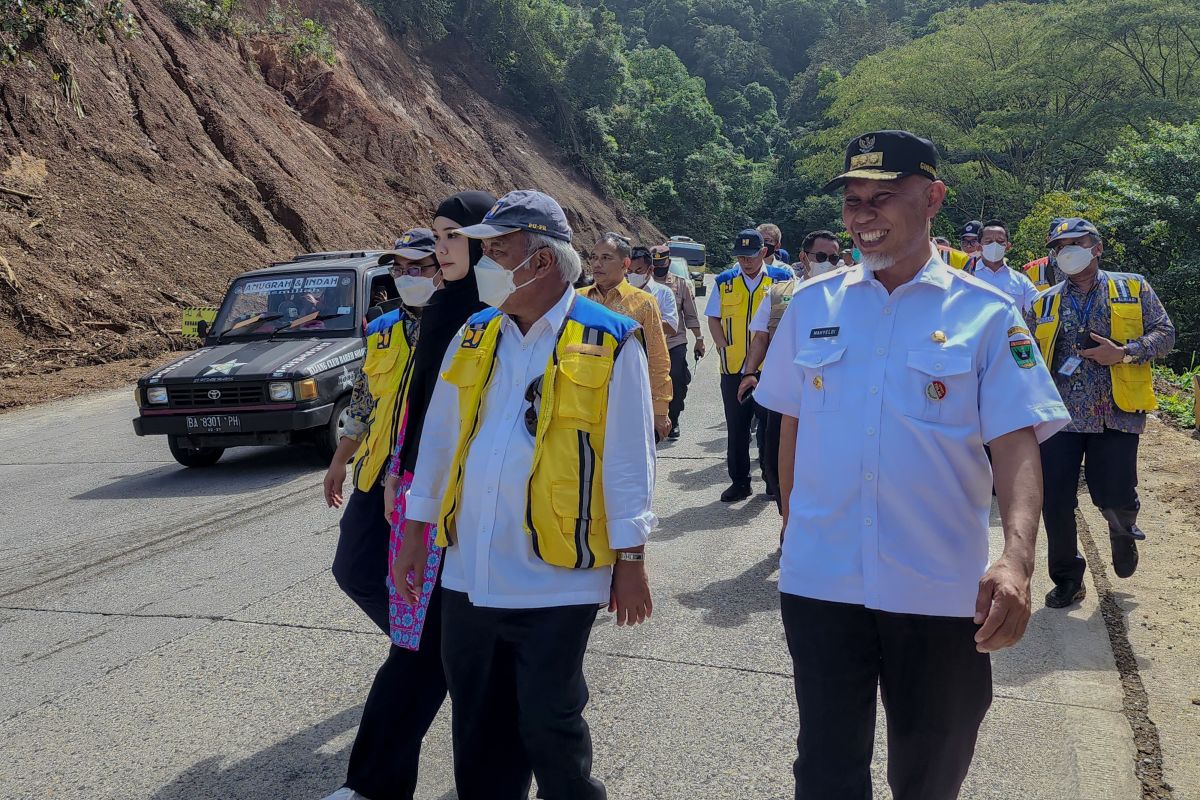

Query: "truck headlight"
<box><xmin>296</xmin><ymin>378</ymin><xmax>319</xmax><ymax>401</ymax></box>
<box><xmin>268</xmin><ymin>381</ymin><xmax>295</xmax><ymax>401</ymax></box>
<box><xmin>146</xmin><ymin>387</ymin><xmax>169</xmax><ymax>405</ymax></box>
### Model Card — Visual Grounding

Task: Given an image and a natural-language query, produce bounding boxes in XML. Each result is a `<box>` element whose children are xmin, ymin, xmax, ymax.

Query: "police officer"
<box><xmin>1025</xmin><ymin>218</ymin><xmax>1176</xmax><ymax>608</ymax></box>
<box><xmin>706</xmin><ymin>228</ymin><xmax>793</xmax><ymax>502</ymax></box>
<box><xmin>756</xmin><ymin>130</ymin><xmax>1069</xmax><ymax>800</ymax></box>
<box><xmin>650</xmin><ymin>244</ymin><xmax>705</xmax><ymax>439</ymax></box>
<box><xmin>323</xmin><ymin>228</ymin><xmax>434</xmax><ymax>632</ymax></box>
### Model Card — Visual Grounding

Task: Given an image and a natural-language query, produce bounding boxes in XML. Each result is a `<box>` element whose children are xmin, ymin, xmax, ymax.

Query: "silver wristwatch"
<box><xmin>617</xmin><ymin>552</ymin><xmax>645</xmax><ymax>563</ymax></box>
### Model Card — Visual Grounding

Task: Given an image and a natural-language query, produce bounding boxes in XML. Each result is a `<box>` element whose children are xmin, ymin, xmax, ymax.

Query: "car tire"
<box><xmin>318</xmin><ymin>395</ymin><xmax>351</xmax><ymax>460</ymax></box>
<box><xmin>168</xmin><ymin>435</ymin><xmax>224</xmax><ymax>468</ymax></box>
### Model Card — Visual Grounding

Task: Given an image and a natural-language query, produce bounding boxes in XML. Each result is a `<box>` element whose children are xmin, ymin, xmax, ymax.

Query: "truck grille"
<box><xmin>169</xmin><ymin>383</ymin><xmax>265</xmax><ymax>408</ymax></box>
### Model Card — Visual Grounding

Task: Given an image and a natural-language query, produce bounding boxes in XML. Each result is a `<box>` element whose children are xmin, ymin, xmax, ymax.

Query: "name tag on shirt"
<box><xmin>1059</xmin><ymin>356</ymin><xmax>1083</xmax><ymax>377</ymax></box>
<box><xmin>810</xmin><ymin>326</ymin><xmax>840</xmax><ymax>339</ymax></box>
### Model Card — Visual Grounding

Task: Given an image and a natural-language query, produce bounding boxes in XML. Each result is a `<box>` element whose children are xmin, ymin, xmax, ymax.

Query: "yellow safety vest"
<box><xmin>716</xmin><ymin>265</ymin><xmax>792</xmax><ymax>374</ymax></box>
<box><xmin>1031</xmin><ymin>274</ymin><xmax>1156</xmax><ymax>413</ymax></box>
<box><xmin>937</xmin><ymin>244</ymin><xmax>974</xmax><ymax>271</ymax></box>
<box><xmin>1023</xmin><ymin>257</ymin><xmax>1053</xmax><ymax>292</ymax></box>
<box><xmin>352</xmin><ymin>309</ymin><xmax>417</xmax><ymax>491</ymax></box>
<box><xmin>436</xmin><ymin>297</ymin><xmax>639</xmax><ymax>569</ymax></box>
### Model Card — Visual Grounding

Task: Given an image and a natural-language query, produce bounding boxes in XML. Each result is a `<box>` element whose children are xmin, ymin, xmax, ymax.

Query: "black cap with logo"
<box><xmin>961</xmin><ymin>220</ymin><xmax>983</xmax><ymax>240</ymax></box>
<box><xmin>456</xmin><ymin>189</ymin><xmax>573</xmax><ymax>242</ymax></box>
<box><xmin>823</xmin><ymin>130</ymin><xmax>940</xmax><ymax>192</ymax></box>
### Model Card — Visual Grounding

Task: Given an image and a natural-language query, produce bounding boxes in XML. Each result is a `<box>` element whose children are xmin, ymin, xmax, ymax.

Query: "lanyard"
<box><xmin>1067</xmin><ymin>286</ymin><xmax>1099</xmax><ymax>328</ymax></box>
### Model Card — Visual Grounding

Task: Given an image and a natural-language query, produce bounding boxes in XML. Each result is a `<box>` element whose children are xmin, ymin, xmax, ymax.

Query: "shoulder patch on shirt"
<box><xmin>1009</xmin><ymin>338</ymin><xmax>1036</xmax><ymax>369</ymax></box>
<box><xmin>1007</xmin><ymin>325</ymin><xmax>1030</xmax><ymax>338</ymax></box>
<box><xmin>809</xmin><ymin>326</ymin><xmax>840</xmax><ymax>338</ymax></box>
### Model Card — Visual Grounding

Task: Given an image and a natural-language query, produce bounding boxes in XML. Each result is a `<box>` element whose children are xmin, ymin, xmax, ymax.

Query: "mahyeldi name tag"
<box><xmin>810</xmin><ymin>326</ymin><xmax>840</xmax><ymax>338</ymax></box>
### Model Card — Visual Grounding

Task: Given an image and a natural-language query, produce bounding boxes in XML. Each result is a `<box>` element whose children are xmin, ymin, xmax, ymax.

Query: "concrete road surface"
<box><xmin>0</xmin><ymin>319</ymin><xmax>1150</xmax><ymax>799</ymax></box>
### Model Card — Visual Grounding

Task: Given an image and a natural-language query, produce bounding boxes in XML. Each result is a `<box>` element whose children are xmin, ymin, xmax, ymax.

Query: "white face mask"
<box><xmin>1056</xmin><ymin>245</ymin><xmax>1095</xmax><ymax>275</ymax></box>
<box><xmin>394</xmin><ymin>274</ymin><xmax>438</xmax><ymax>308</ymax></box>
<box><xmin>981</xmin><ymin>242</ymin><xmax>1007</xmax><ymax>263</ymax></box>
<box><xmin>474</xmin><ymin>250</ymin><xmax>541</xmax><ymax>308</ymax></box>
<box><xmin>627</xmin><ymin>272</ymin><xmax>649</xmax><ymax>289</ymax></box>
<box><xmin>810</xmin><ymin>260</ymin><xmax>837</xmax><ymax>277</ymax></box>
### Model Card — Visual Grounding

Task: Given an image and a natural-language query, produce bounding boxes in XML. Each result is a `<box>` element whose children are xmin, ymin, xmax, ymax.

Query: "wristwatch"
<box><xmin>1121</xmin><ymin>345</ymin><xmax>1136</xmax><ymax>364</ymax></box>
<box><xmin>617</xmin><ymin>551</ymin><xmax>645</xmax><ymax>563</ymax></box>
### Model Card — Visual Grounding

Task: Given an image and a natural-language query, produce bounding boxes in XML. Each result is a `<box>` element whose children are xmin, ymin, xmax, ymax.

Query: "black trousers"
<box><xmin>667</xmin><ymin>343</ymin><xmax>691</xmax><ymax>427</ymax></box>
<box><xmin>719</xmin><ymin>372</ymin><xmax>770</xmax><ymax>487</ymax></box>
<box><xmin>762</xmin><ymin>409</ymin><xmax>783</xmax><ymax>507</ymax></box>
<box><xmin>1040</xmin><ymin>428</ymin><xmax>1140</xmax><ymax>586</ymax></box>
<box><xmin>332</xmin><ymin>481</ymin><xmax>391</xmax><ymax>634</ymax></box>
<box><xmin>344</xmin><ymin>584</ymin><xmax>448</xmax><ymax>800</ymax></box>
<box><xmin>781</xmin><ymin>594</ymin><xmax>992</xmax><ymax>800</ymax></box>
<box><xmin>441</xmin><ymin>589</ymin><xmax>605</xmax><ymax>800</ymax></box>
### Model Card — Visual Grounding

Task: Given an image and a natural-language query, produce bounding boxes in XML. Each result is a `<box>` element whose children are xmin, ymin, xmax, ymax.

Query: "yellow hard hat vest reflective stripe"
<box><xmin>718</xmin><ymin>270</ymin><xmax>779</xmax><ymax>374</ymax></box>
<box><xmin>1032</xmin><ymin>276</ymin><xmax>1156</xmax><ymax>413</ymax></box>
<box><xmin>353</xmin><ymin>317</ymin><xmax>416</xmax><ymax>491</ymax></box>
<box><xmin>437</xmin><ymin>299</ymin><xmax>636</xmax><ymax>569</ymax></box>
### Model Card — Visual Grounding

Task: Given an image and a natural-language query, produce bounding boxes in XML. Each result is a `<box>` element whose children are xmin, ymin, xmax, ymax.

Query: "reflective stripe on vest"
<box><xmin>1024</xmin><ymin>257</ymin><xmax>1052</xmax><ymax>292</ymax></box>
<box><xmin>717</xmin><ymin>268</ymin><xmax>785</xmax><ymax>374</ymax></box>
<box><xmin>1032</xmin><ymin>276</ymin><xmax>1156</xmax><ymax>413</ymax></box>
<box><xmin>352</xmin><ymin>313</ymin><xmax>416</xmax><ymax>491</ymax></box>
<box><xmin>436</xmin><ymin>298</ymin><xmax>636</xmax><ymax>569</ymax></box>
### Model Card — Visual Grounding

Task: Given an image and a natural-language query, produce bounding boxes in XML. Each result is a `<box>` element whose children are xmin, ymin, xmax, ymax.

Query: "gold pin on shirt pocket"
<box><xmin>793</xmin><ymin>345</ymin><xmax>846</xmax><ymax>412</ymax></box>
<box><xmin>904</xmin><ymin>348</ymin><xmax>973</xmax><ymax>423</ymax></box>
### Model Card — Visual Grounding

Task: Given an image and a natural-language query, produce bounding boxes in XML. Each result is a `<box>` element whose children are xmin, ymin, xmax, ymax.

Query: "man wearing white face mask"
<box><xmin>392</xmin><ymin>190</ymin><xmax>656</xmax><ymax>800</ymax></box>
<box><xmin>323</xmin><ymin>228</ymin><xmax>436</xmax><ymax>633</ymax></box>
<box><xmin>965</xmin><ymin>219</ymin><xmax>1039</xmax><ymax>312</ymax></box>
<box><xmin>1025</xmin><ymin>217</ymin><xmax>1176</xmax><ymax>609</ymax></box>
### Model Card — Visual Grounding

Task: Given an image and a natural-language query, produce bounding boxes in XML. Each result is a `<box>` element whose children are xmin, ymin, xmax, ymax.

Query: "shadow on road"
<box><xmin>676</xmin><ymin>549</ymin><xmax>781</xmax><ymax>628</ymax></box>
<box><xmin>653</xmin><ymin>496</ymin><xmax>769</xmax><ymax>541</ymax></box>
<box><xmin>148</xmin><ymin>705</ymin><xmax>460</xmax><ymax>800</ymax></box>
<box><xmin>72</xmin><ymin>446</ymin><xmax>325</xmax><ymax>500</ymax></box>
<box><xmin>665</xmin><ymin>460</ymin><xmax>728</xmax><ymax>490</ymax></box>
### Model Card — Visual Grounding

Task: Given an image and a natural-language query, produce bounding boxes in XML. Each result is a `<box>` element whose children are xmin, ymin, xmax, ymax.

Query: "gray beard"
<box><xmin>859</xmin><ymin>253</ymin><xmax>896</xmax><ymax>272</ymax></box>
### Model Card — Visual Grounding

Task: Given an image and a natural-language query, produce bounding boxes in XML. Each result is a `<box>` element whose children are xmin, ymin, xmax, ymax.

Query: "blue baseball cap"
<box><xmin>456</xmin><ymin>189</ymin><xmax>573</xmax><ymax>242</ymax></box>
<box><xmin>392</xmin><ymin>228</ymin><xmax>437</xmax><ymax>259</ymax></box>
<box><xmin>1047</xmin><ymin>217</ymin><xmax>1099</xmax><ymax>244</ymax></box>
<box><xmin>732</xmin><ymin>228</ymin><xmax>765</xmax><ymax>256</ymax></box>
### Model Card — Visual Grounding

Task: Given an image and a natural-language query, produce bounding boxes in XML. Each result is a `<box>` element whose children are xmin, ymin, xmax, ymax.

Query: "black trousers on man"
<box><xmin>762</xmin><ymin>409</ymin><xmax>783</xmax><ymax>509</ymax></box>
<box><xmin>781</xmin><ymin>593</ymin><xmax>992</xmax><ymax>800</ymax></box>
<box><xmin>668</xmin><ymin>343</ymin><xmax>691</xmax><ymax>429</ymax></box>
<box><xmin>343</xmin><ymin>583</ymin><xmax>448</xmax><ymax>800</ymax></box>
<box><xmin>719</xmin><ymin>372</ymin><xmax>771</xmax><ymax>490</ymax></box>
<box><xmin>441</xmin><ymin>589</ymin><xmax>605</xmax><ymax>800</ymax></box>
<box><xmin>332</xmin><ymin>480</ymin><xmax>391</xmax><ymax>634</ymax></box>
<box><xmin>1040</xmin><ymin>428</ymin><xmax>1140</xmax><ymax>586</ymax></box>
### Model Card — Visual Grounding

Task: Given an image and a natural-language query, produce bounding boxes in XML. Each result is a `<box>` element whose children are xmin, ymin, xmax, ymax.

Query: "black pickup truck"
<box><xmin>132</xmin><ymin>251</ymin><xmax>399</xmax><ymax>467</ymax></box>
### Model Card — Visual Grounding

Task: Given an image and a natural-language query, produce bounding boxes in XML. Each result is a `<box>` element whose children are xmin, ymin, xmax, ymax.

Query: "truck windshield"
<box><xmin>213</xmin><ymin>271</ymin><xmax>357</xmax><ymax>337</ymax></box>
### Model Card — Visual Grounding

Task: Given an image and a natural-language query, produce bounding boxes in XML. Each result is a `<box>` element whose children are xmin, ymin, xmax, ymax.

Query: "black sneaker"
<box><xmin>1045</xmin><ymin>581</ymin><xmax>1086</xmax><ymax>608</ymax></box>
<box><xmin>720</xmin><ymin>483</ymin><xmax>752</xmax><ymax>502</ymax></box>
<box><xmin>668</xmin><ymin>425</ymin><xmax>680</xmax><ymax>441</ymax></box>
<box><xmin>1110</xmin><ymin>534</ymin><xmax>1139</xmax><ymax>578</ymax></box>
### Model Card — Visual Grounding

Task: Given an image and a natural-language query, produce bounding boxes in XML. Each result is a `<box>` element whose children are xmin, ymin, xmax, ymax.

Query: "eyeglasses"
<box><xmin>524</xmin><ymin>375</ymin><xmax>543</xmax><ymax>437</ymax></box>
<box><xmin>391</xmin><ymin>261</ymin><xmax>438</xmax><ymax>277</ymax></box>
<box><xmin>805</xmin><ymin>251</ymin><xmax>837</xmax><ymax>263</ymax></box>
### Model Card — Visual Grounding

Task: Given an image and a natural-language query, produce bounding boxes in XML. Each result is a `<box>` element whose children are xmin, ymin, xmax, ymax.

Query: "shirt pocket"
<box><xmin>903</xmin><ymin>348</ymin><xmax>975</xmax><ymax>424</ymax></box>
<box><xmin>793</xmin><ymin>345</ymin><xmax>847</xmax><ymax>413</ymax></box>
<box><xmin>555</xmin><ymin>352</ymin><xmax>612</xmax><ymax>426</ymax></box>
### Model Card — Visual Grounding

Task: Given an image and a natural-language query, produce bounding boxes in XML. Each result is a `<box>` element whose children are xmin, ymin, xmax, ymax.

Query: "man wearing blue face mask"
<box><xmin>392</xmin><ymin>190</ymin><xmax>656</xmax><ymax>800</ymax></box>
<box><xmin>1025</xmin><ymin>217</ymin><xmax>1176</xmax><ymax>608</ymax></box>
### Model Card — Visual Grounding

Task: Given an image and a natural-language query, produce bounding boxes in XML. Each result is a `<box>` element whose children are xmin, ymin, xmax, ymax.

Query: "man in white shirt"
<box><xmin>756</xmin><ymin>131</ymin><xmax>1069</xmax><ymax>800</ymax></box>
<box><xmin>757</xmin><ymin>222</ymin><xmax>789</xmax><ymax>271</ymax></box>
<box><xmin>629</xmin><ymin>244</ymin><xmax>679</xmax><ymax>335</ymax></box>
<box><xmin>392</xmin><ymin>190</ymin><xmax>655</xmax><ymax>800</ymax></box>
<box><xmin>968</xmin><ymin>218</ymin><xmax>1040</xmax><ymax>312</ymax></box>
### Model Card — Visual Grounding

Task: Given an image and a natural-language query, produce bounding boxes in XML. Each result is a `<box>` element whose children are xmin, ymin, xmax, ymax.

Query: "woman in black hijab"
<box><xmin>324</xmin><ymin>191</ymin><xmax>495</xmax><ymax>800</ymax></box>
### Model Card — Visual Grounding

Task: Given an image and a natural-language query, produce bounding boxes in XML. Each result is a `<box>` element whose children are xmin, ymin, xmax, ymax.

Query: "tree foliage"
<box><xmin>0</xmin><ymin>0</ymin><xmax>135</xmax><ymax>63</ymax></box>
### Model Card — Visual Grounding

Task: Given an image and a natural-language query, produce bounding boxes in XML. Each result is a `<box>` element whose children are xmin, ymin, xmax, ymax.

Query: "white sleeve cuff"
<box><xmin>403</xmin><ymin>492</ymin><xmax>443</xmax><ymax>524</ymax></box>
<box><xmin>607</xmin><ymin>512</ymin><xmax>656</xmax><ymax>550</ymax></box>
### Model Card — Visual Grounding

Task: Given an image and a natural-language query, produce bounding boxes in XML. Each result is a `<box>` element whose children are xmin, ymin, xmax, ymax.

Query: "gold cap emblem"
<box><xmin>858</xmin><ymin>135</ymin><xmax>876</xmax><ymax>153</ymax></box>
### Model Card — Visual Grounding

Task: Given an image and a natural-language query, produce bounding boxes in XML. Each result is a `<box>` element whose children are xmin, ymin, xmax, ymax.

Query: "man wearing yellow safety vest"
<box><xmin>705</xmin><ymin>228</ymin><xmax>793</xmax><ymax>502</ymax></box>
<box><xmin>391</xmin><ymin>190</ymin><xmax>654</xmax><ymax>800</ymax></box>
<box><xmin>322</xmin><ymin>229</ymin><xmax>435</xmax><ymax>632</ymax></box>
<box><xmin>1024</xmin><ymin>217</ymin><xmax>1176</xmax><ymax>609</ymax></box>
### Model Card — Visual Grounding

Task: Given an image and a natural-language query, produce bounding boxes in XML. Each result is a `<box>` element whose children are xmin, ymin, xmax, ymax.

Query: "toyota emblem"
<box><xmin>207</xmin><ymin>389</ymin><xmax>222</xmax><ymax>400</ymax></box>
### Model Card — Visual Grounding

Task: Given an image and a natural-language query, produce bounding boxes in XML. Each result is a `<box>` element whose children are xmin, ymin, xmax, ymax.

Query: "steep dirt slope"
<box><xmin>0</xmin><ymin>0</ymin><xmax>657</xmax><ymax>403</ymax></box>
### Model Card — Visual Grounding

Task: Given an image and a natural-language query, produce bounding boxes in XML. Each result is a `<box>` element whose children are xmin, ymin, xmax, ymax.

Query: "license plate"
<box><xmin>186</xmin><ymin>414</ymin><xmax>242</xmax><ymax>434</ymax></box>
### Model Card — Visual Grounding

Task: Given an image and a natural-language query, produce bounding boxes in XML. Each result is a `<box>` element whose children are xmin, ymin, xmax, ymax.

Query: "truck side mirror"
<box><xmin>196</xmin><ymin>319</ymin><xmax>209</xmax><ymax>339</ymax></box>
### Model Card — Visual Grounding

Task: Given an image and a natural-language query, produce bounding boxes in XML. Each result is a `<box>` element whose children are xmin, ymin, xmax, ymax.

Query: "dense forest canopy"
<box><xmin>3</xmin><ymin>0</ymin><xmax>1197</xmax><ymax>365</ymax></box>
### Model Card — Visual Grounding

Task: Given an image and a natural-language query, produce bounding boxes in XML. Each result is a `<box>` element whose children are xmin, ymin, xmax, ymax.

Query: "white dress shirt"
<box><xmin>405</xmin><ymin>287</ymin><xmax>657</xmax><ymax>609</ymax></box>
<box><xmin>755</xmin><ymin>247</ymin><xmax>1069</xmax><ymax>617</ymax></box>
<box><xmin>645</xmin><ymin>278</ymin><xmax>679</xmax><ymax>333</ymax></box>
<box><xmin>970</xmin><ymin>260</ymin><xmax>1040</xmax><ymax>312</ymax></box>
<box><xmin>704</xmin><ymin>267</ymin><xmax>764</xmax><ymax>318</ymax></box>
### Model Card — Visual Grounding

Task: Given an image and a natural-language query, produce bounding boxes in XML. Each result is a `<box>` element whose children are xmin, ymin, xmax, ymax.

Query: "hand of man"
<box><xmin>694</xmin><ymin>339</ymin><xmax>706</xmax><ymax>360</ymax></box>
<box><xmin>383</xmin><ymin>473</ymin><xmax>398</xmax><ymax>524</ymax></box>
<box><xmin>1080</xmin><ymin>333</ymin><xmax>1127</xmax><ymax>366</ymax></box>
<box><xmin>391</xmin><ymin>521</ymin><xmax>429</xmax><ymax>606</ymax></box>
<box><xmin>323</xmin><ymin>463</ymin><xmax>347</xmax><ymax>508</ymax></box>
<box><xmin>737</xmin><ymin>374</ymin><xmax>758</xmax><ymax>402</ymax></box>
<box><xmin>973</xmin><ymin>555</ymin><xmax>1033</xmax><ymax>653</ymax></box>
<box><xmin>654</xmin><ymin>414</ymin><xmax>672</xmax><ymax>440</ymax></box>
<box><xmin>609</xmin><ymin>560</ymin><xmax>652</xmax><ymax>626</ymax></box>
